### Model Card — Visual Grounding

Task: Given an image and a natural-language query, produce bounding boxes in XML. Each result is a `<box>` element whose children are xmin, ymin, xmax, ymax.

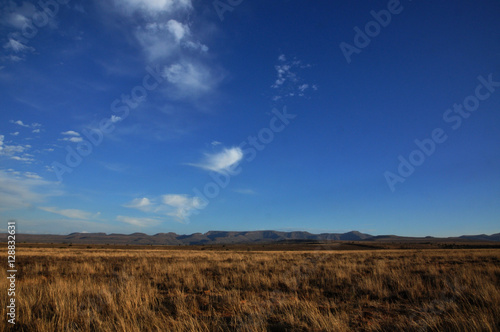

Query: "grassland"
<box><xmin>1</xmin><ymin>246</ymin><xmax>499</xmax><ymax>331</ymax></box>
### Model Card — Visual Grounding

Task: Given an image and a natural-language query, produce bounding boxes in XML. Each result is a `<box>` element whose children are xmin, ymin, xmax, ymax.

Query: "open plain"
<box><xmin>1</xmin><ymin>245</ymin><xmax>499</xmax><ymax>331</ymax></box>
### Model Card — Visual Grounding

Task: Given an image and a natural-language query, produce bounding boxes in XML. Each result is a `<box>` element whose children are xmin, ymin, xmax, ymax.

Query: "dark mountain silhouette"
<box><xmin>459</xmin><ymin>233</ymin><xmax>500</xmax><ymax>241</ymax></box>
<box><xmin>10</xmin><ymin>231</ymin><xmax>500</xmax><ymax>246</ymax></box>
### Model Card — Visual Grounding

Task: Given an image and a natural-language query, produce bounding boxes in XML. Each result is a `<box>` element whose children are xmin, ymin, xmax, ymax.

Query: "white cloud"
<box><xmin>134</xmin><ymin>19</ymin><xmax>207</xmax><ymax>62</ymax></box>
<box><xmin>298</xmin><ymin>84</ymin><xmax>309</xmax><ymax>92</ymax></box>
<box><xmin>11</xmin><ymin>120</ymin><xmax>29</xmax><ymax>127</ymax></box>
<box><xmin>163</xmin><ymin>61</ymin><xmax>220</xmax><ymax>98</ymax></box>
<box><xmin>39</xmin><ymin>206</ymin><xmax>96</xmax><ymax>220</ymax></box>
<box><xmin>1</xmin><ymin>2</ymin><xmax>36</xmax><ymax>29</ymax></box>
<box><xmin>0</xmin><ymin>3</ymin><xmax>39</xmax><ymax>61</ymax></box>
<box><xmin>103</xmin><ymin>0</ymin><xmax>219</xmax><ymax>104</ymax></box>
<box><xmin>3</xmin><ymin>38</ymin><xmax>34</xmax><ymax>53</ymax></box>
<box><xmin>60</xmin><ymin>137</ymin><xmax>83</xmax><ymax>143</ymax></box>
<box><xmin>187</xmin><ymin>147</ymin><xmax>243</xmax><ymax>174</ymax></box>
<box><xmin>183</xmin><ymin>40</ymin><xmax>208</xmax><ymax>53</ymax></box>
<box><xmin>135</xmin><ymin>23</ymin><xmax>179</xmax><ymax>61</ymax></box>
<box><xmin>124</xmin><ymin>193</ymin><xmax>203</xmax><ymax>223</ymax></box>
<box><xmin>60</xmin><ymin>131</ymin><xmax>82</xmax><ymax>142</ymax></box>
<box><xmin>32</xmin><ymin>129</ymin><xmax>40</xmax><ymax>133</ymax></box>
<box><xmin>4</xmin><ymin>13</ymin><xmax>31</xmax><ymax>29</ymax></box>
<box><xmin>1</xmin><ymin>141</ymin><xmax>24</xmax><ymax>153</ymax></box>
<box><xmin>61</xmin><ymin>130</ymin><xmax>80</xmax><ymax>136</ymax></box>
<box><xmin>110</xmin><ymin>115</ymin><xmax>122</xmax><ymax>123</ymax></box>
<box><xmin>24</xmin><ymin>172</ymin><xmax>41</xmax><ymax>179</ymax></box>
<box><xmin>115</xmin><ymin>0</ymin><xmax>196</xmax><ymax>62</ymax></box>
<box><xmin>117</xmin><ymin>0</ymin><xmax>192</xmax><ymax>14</ymax></box>
<box><xmin>124</xmin><ymin>197</ymin><xmax>154</xmax><ymax>212</ymax></box>
<box><xmin>9</xmin><ymin>120</ymin><xmax>42</xmax><ymax>129</ymax></box>
<box><xmin>272</xmin><ymin>64</ymin><xmax>294</xmax><ymax>88</ymax></box>
<box><xmin>0</xmin><ymin>169</ymin><xmax>61</xmax><ymax>211</ymax></box>
<box><xmin>4</xmin><ymin>55</ymin><xmax>23</xmax><ymax>62</ymax></box>
<box><xmin>0</xmin><ymin>135</ymin><xmax>34</xmax><ymax>162</ymax></box>
<box><xmin>166</xmin><ymin>19</ymin><xmax>189</xmax><ymax>42</ymax></box>
<box><xmin>161</xmin><ymin>194</ymin><xmax>203</xmax><ymax>221</ymax></box>
<box><xmin>116</xmin><ymin>215</ymin><xmax>161</xmax><ymax>227</ymax></box>
<box><xmin>11</xmin><ymin>155</ymin><xmax>34</xmax><ymax>162</ymax></box>
<box><xmin>10</xmin><ymin>132</ymin><xmax>19</xmax><ymax>136</ymax></box>
<box><xmin>211</xmin><ymin>141</ymin><xmax>222</xmax><ymax>146</ymax></box>
<box><xmin>270</xmin><ymin>55</ymin><xmax>317</xmax><ymax>101</ymax></box>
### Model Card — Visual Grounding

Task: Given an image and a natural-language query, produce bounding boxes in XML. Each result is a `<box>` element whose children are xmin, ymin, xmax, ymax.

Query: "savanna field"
<box><xmin>1</xmin><ymin>247</ymin><xmax>499</xmax><ymax>331</ymax></box>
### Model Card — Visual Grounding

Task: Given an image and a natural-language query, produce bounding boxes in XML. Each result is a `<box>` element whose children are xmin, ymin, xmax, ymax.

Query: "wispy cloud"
<box><xmin>59</xmin><ymin>130</ymin><xmax>83</xmax><ymax>143</ymax></box>
<box><xmin>271</xmin><ymin>54</ymin><xmax>317</xmax><ymax>101</ymax></box>
<box><xmin>100</xmin><ymin>162</ymin><xmax>129</xmax><ymax>172</ymax></box>
<box><xmin>15</xmin><ymin>217</ymin><xmax>122</xmax><ymax>235</ymax></box>
<box><xmin>134</xmin><ymin>21</ymin><xmax>182</xmax><ymax>61</ymax></box>
<box><xmin>24</xmin><ymin>172</ymin><xmax>41</xmax><ymax>179</ymax></box>
<box><xmin>4</xmin><ymin>38</ymin><xmax>34</xmax><ymax>54</ymax></box>
<box><xmin>134</xmin><ymin>19</ymin><xmax>207</xmax><ymax>62</ymax></box>
<box><xmin>110</xmin><ymin>115</ymin><xmax>122</xmax><ymax>123</ymax></box>
<box><xmin>187</xmin><ymin>147</ymin><xmax>243</xmax><ymax>173</ymax></box>
<box><xmin>10</xmin><ymin>156</ymin><xmax>34</xmax><ymax>162</ymax></box>
<box><xmin>115</xmin><ymin>0</ymin><xmax>192</xmax><ymax>15</ymax></box>
<box><xmin>116</xmin><ymin>216</ymin><xmax>161</xmax><ymax>227</ymax></box>
<box><xmin>0</xmin><ymin>169</ymin><xmax>61</xmax><ymax>210</ymax></box>
<box><xmin>11</xmin><ymin>120</ymin><xmax>29</xmax><ymax>127</ymax></box>
<box><xmin>60</xmin><ymin>137</ymin><xmax>83</xmax><ymax>143</ymax></box>
<box><xmin>163</xmin><ymin>61</ymin><xmax>221</xmax><ymax>99</ymax></box>
<box><xmin>0</xmin><ymin>135</ymin><xmax>34</xmax><ymax>163</ymax></box>
<box><xmin>124</xmin><ymin>197</ymin><xmax>154</xmax><ymax>212</ymax></box>
<box><xmin>0</xmin><ymin>1</ymin><xmax>38</xmax><ymax>61</ymax></box>
<box><xmin>1</xmin><ymin>2</ymin><xmax>36</xmax><ymax>30</ymax></box>
<box><xmin>61</xmin><ymin>130</ymin><xmax>80</xmax><ymax>136</ymax></box>
<box><xmin>9</xmin><ymin>120</ymin><xmax>42</xmax><ymax>129</ymax></box>
<box><xmin>233</xmin><ymin>188</ymin><xmax>256</xmax><ymax>195</ymax></box>
<box><xmin>123</xmin><ymin>193</ymin><xmax>203</xmax><ymax>223</ymax></box>
<box><xmin>161</xmin><ymin>194</ymin><xmax>203</xmax><ymax>221</ymax></box>
<box><xmin>105</xmin><ymin>0</ymin><xmax>221</xmax><ymax>102</ymax></box>
<box><xmin>39</xmin><ymin>206</ymin><xmax>98</xmax><ymax>220</ymax></box>
<box><xmin>116</xmin><ymin>215</ymin><xmax>161</xmax><ymax>227</ymax></box>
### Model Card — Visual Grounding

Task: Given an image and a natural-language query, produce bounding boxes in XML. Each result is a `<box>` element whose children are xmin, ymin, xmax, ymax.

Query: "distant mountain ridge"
<box><xmin>10</xmin><ymin>230</ymin><xmax>500</xmax><ymax>245</ymax></box>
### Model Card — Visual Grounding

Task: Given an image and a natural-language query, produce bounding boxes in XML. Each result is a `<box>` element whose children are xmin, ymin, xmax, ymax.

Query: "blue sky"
<box><xmin>0</xmin><ymin>0</ymin><xmax>499</xmax><ymax>236</ymax></box>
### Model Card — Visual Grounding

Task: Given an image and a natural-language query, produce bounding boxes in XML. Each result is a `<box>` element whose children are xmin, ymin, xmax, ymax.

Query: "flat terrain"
<box><xmin>1</xmin><ymin>246</ymin><xmax>499</xmax><ymax>331</ymax></box>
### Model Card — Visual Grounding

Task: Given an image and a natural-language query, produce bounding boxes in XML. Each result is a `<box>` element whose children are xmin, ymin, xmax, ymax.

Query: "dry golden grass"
<box><xmin>1</xmin><ymin>247</ymin><xmax>499</xmax><ymax>331</ymax></box>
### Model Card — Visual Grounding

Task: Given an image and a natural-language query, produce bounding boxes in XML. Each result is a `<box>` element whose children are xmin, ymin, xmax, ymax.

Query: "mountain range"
<box><xmin>11</xmin><ymin>230</ymin><xmax>500</xmax><ymax>245</ymax></box>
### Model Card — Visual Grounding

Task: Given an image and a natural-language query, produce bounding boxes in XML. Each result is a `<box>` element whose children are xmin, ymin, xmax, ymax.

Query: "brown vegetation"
<box><xmin>1</xmin><ymin>247</ymin><xmax>499</xmax><ymax>331</ymax></box>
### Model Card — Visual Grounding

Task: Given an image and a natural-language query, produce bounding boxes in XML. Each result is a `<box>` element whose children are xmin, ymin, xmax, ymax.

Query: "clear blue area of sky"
<box><xmin>1</xmin><ymin>0</ymin><xmax>499</xmax><ymax>236</ymax></box>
